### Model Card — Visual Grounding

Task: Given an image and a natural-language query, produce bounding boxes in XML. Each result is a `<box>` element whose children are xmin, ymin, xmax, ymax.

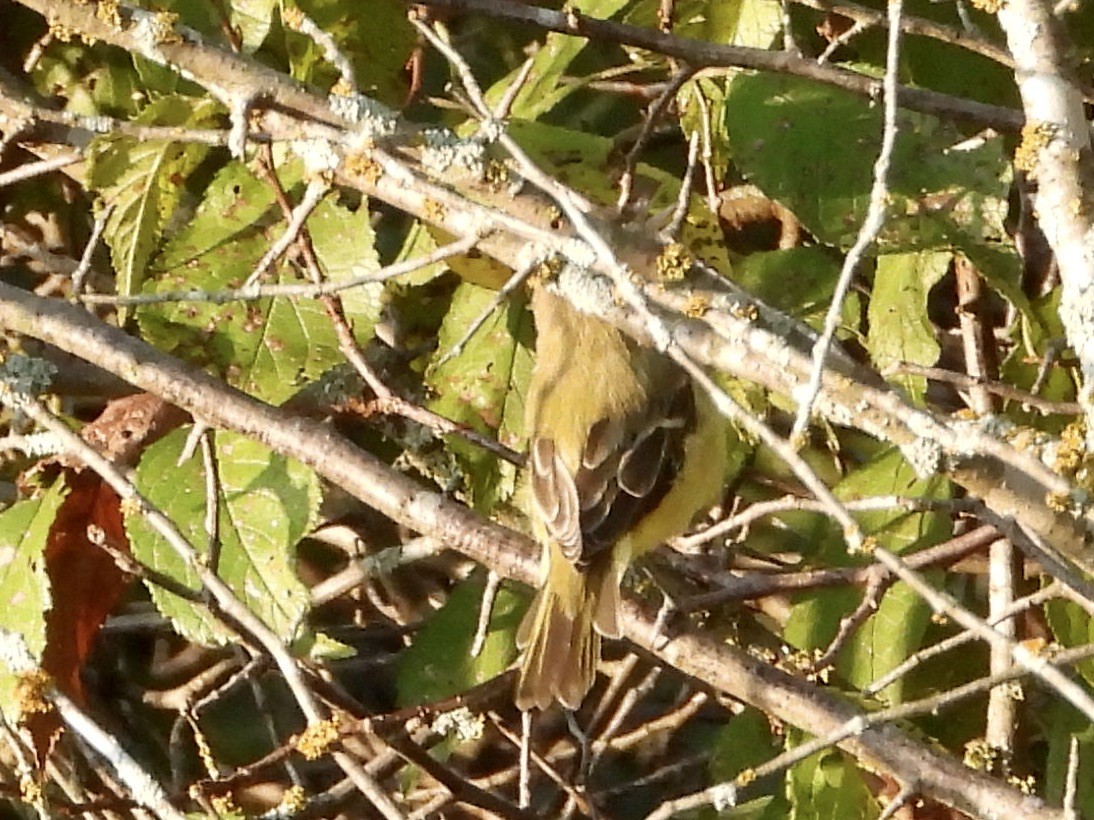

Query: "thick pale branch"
<box><xmin>4</xmin><ymin>0</ymin><xmax>1088</xmax><ymax>567</ymax></box>
<box><xmin>0</xmin><ymin>282</ymin><xmax>1062</xmax><ymax>820</ymax></box>
<box><xmin>996</xmin><ymin>0</ymin><xmax>1094</xmax><ymax>428</ymax></box>
<box><xmin>407</xmin><ymin>0</ymin><xmax>1024</xmax><ymax>132</ymax></box>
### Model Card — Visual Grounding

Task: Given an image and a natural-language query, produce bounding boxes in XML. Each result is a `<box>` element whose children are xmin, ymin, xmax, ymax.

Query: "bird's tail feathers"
<box><xmin>515</xmin><ymin>545</ymin><xmax>620</xmax><ymax>710</ymax></box>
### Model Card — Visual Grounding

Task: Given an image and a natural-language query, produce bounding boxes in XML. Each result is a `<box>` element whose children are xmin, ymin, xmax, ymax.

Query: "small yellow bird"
<box><xmin>515</xmin><ymin>283</ymin><xmax>727</xmax><ymax>711</ymax></box>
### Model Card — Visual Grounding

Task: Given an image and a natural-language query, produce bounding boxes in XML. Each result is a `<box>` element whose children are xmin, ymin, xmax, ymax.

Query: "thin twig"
<box><xmin>791</xmin><ymin>0</ymin><xmax>904</xmax><ymax>441</ymax></box>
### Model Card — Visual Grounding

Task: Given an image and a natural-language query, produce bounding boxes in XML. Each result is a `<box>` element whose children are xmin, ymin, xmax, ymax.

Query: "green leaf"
<box><xmin>785</xmin><ymin>447</ymin><xmax>950</xmax><ymax>672</ymax></box>
<box><xmin>679</xmin><ymin>77</ymin><xmax>734</xmax><ymax>183</ymax></box>
<box><xmin>841</xmin><ymin>579</ymin><xmax>935</xmax><ymax>703</ymax></box>
<box><xmin>867</xmin><ymin>250</ymin><xmax>950</xmax><ymax>399</ymax></box>
<box><xmin>229</xmin><ymin>0</ymin><xmax>278</xmax><ymax>52</ymax></box>
<box><xmin>725</xmin><ymin>72</ymin><xmax>1010</xmax><ymax>251</ymax></box>
<box><xmin>484</xmin><ymin>0</ymin><xmax>631</xmax><ymax>120</ymax></box>
<box><xmin>733</xmin><ymin>247</ymin><xmax>847</xmax><ymax>332</ymax></box>
<box><xmin>138</xmin><ymin>161</ymin><xmax>384</xmax><ymax>403</ymax></box>
<box><xmin>284</xmin><ymin>0</ymin><xmax>415</xmax><ymax>106</ymax></box>
<box><xmin>504</xmin><ymin>120</ymin><xmax>736</xmax><ymax>278</ymax></box>
<box><xmin>626</xmin><ymin>0</ymin><xmax>781</xmax><ymax>45</ymax></box>
<box><xmin>901</xmin><ymin>13</ymin><xmax>1018</xmax><ymax>109</ymax></box>
<box><xmin>1045</xmin><ymin>594</ymin><xmax>1094</xmax><ymax>687</ymax></box>
<box><xmin>87</xmin><ymin>95</ymin><xmax>221</xmax><ymax>324</ymax></box>
<box><xmin>426</xmin><ymin>281</ymin><xmax>533</xmax><ymax>511</ymax></box>
<box><xmin>1044</xmin><ymin>699</ymin><xmax>1094</xmax><ymax>818</ymax></box>
<box><xmin>835</xmin><ymin>448</ymin><xmax>952</xmax><ymax>553</ymax></box>
<box><xmin>709</xmin><ymin>707</ymin><xmax>781</xmax><ymax>785</ymax></box>
<box><xmin>787</xmin><ymin>744</ymin><xmax>878</xmax><ymax>820</ymax></box>
<box><xmin>31</xmin><ymin>42</ymin><xmax>144</xmax><ymax>118</ymax></box>
<box><xmin>783</xmin><ymin>587</ymin><xmax>861</xmax><ymax>656</ymax></box>
<box><xmin>396</xmin><ymin>574</ymin><xmax>524</xmax><ymax>706</ymax></box>
<box><xmin>391</xmin><ymin>221</ymin><xmax>450</xmax><ymax>288</ymax></box>
<box><xmin>0</xmin><ymin>482</ymin><xmax>68</xmax><ymax>722</ymax></box>
<box><xmin>125</xmin><ymin>428</ymin><xmax>321</xmax><ymax>646</ymax></box>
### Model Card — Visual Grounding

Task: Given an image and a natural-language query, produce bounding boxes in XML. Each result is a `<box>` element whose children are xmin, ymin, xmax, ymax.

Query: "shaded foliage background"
<box><xmin>0</xmin><ymin>0</ymin><xmax>1093</xmax><ymax>817</ymax></box>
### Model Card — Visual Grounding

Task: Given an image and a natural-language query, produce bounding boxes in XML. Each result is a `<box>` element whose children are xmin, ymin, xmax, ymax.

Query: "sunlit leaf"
<box><xmin>427</xmin><ymin>282</ymin><xmax>533</xmax><ymax>511</ymax></box>
<box><xmin>867</xmin><ymin>250</ymin><xmax>951</xmax><ymax>399</ymax></box>
<box><xmin>87</xmin><ymin>95</ymin><xmax>221</xmax><ymax>324</ymax></box>
<box><xmin>138</xmin><ymin>161</ymin><xmax>383</xmax><ymax>403</ymax></box>
<box><xmin>0</xmin><ymin>481</ymin><xmax>68</xmax><ymax>725</ymax></box>
<box><xmin>397</xmin><ymin>574</ymin><xmax>524</xmax><ymax>706</ymax></box>
<box><xmin>126</xmin><ymin>428</ymin><xmax>321</xmax><ymax>646</ymax></box>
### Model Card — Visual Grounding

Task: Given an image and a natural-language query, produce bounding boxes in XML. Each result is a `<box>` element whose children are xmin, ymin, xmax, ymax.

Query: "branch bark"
<box><xmin>0</xmin><ymin>282</ymin><xmax>1064</xmax><ymax>820</ymax></box>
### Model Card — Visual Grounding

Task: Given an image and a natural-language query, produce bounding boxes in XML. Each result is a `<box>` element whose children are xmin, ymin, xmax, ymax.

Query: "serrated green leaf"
<box><xmin>396</xmin><ymin>574</ymin><xmax>524</xmax><ymax>706</ymax></box>
<box><xmin>391</xmin><ymin>221</ymin><xmax>449</xmax><ymax>288</ymax></box>
<box><xmin>505</xmin><ymin>120</ymin><xmax>736</xmax><ymax>278</ymax></box>
<box><xmin>125</xmin><ymin>428</ymin><xmax>320</xmax><ymax>647</ymax></box>
<box><xmin>426</xmin><ymin>282</ymin><xmax>533</xmax><ymax>511</ymax></box>
<box><xmin>725</xmin><ymin>72</ymin><xmax>1010</xmax><ymax>251</ymax></box>
<box><xmin>87</xmin><ymin>95</ymin><xmax>221</xmax><ymax>324</ymax></box>
<box><xmin>867</xmin><ymin>250</ymin><xmax>950</xmax><ymax>399</ymax></box>
<box><xmin>0</xmin><ymin>482</ymin><xmax>68</xmax><ymax>723</ymax></box>
<box><xmin>138</xmin><ymin>161</ymin><xmax>384</xmax><ymax>403</ymax></box>
<box><xmin>31</xmin><ymin>42</ymin><xmax>144</xmax><ymax>118</ymax></box>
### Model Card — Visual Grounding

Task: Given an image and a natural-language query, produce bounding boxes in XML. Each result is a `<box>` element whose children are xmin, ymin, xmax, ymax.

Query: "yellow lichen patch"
<box><xmin>683</xmin><ymin>293</ymin><xmax>711</xmax><ymax>318</ymax></box>
<box><xmin>95</xmin><ymin>0</ymin><xmax>121</xmax><ymax>27</ymax></box>
<box><xmin>970</xmin><ymin>0</ymin><xmax>1005</xmax><ymax>12</ymax></box>
<box><xmin>545</xmin><ymin>205</ymin><xmax>564</xmax><ymax>230</ymax></box>
<box><xmin>14</xmin><ymin>669</ymin><xmax>53</xmax><ymax>717</ymax></box>
<box><xmin>294</xmin><ymin>718</ymin><xmax>341</xmax><ymax>760</ymax></box>
<box><xmin>728</xmin><ymin>301</ymin><xmax>759</xmax><ymax>322</ymax></box>
<box><xmin>1053</xmin><ymin>419</ymin><xmax>1085</xmax><ymax>476</ymax></box>
<box><xmin>279</xmin><ymin>786</ymin><xmax>307</xmax><ymax>814</ymax></box>
<box><xmin>850</xmin><ymin>532</ymin><xmax>875</xmax><ymax>555</ymax></box>
<box><xmin>655</xmin><ymin>241</ymin><xmax>694</xmax><ymax>282</ymax></box>
<box><xmin>1014</xmin><ymin>122</ymin><xmax>1054</xmax><ymax>173</ymax></box>
<box><xmin>119</xmin><ymin>496</ymin><xmax>143</xmax><ymax>517</ymax></box>
<box><xmin>1009</xmin><ymin>774</ymin><xmax>1036</xmax><ymax>795</ymax></box>
<box><xmin>735</xmin><ymin>768</ymin><xmax>757</xmax><ymax>787</ymax></box>
<box><xmin>19</xmin><ymin>774</ymin><xmax>42</xmax><ymax>807</ymax></box>
<box><xmin>1045</xmin><ymin>490</ymin><xmax>1070</xmax><ymax>512</ymax></box>
<box><xmin>1020</xmin><ymin>637</ymin><xmax>1048</xmax><ymax>655</ymax></box>
<box><xmin>281</xmin><ymin>6</ymin><xmax>305</xmax><ymax>29</ymax></box>
<box><xmin>330</xmin><ymin>77</ymin><xmax>354</xmax><ymax>97</ymax></box>
<box><xmin>344</xmin><ymin>152</ymin><xmax>382</xmax><ymax>186</ymax></box>
<box><xmin>211</xmin><ymin>795</ymin><xmax>242</xmax><ymax>818</ymax></box>
<box><xmin>422</xmin><ymin>197</ymin><xmax>447</xmax><ymax>223</ymax></box>
<box><xmin>47</xmin><ymin>17</ymin><xmax>77</xmax><ymax>42</ymax></box>
<box><xmin>148</xmin><ymin>11</ymin><xmax>181</xmax><ymax>44</ymax></box>
<box><xmin>484</xmin><ymin>159</ymin><xmax>510</xmax><ymax>190</ymax></box>
<box><xmin>529</xmin><ymin>255</ymin><xmax>563</xmax><ymax>287</ymax></box>
<box><xmin>964</xmin><ymin>738</ymin><xmax>999</xmax><ymax>771</ymax></box>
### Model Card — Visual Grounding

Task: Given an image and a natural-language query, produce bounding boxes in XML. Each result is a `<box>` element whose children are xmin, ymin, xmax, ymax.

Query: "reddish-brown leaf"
<box><xmin>42</xmin><ymin>471</ymin><xmax>133</xmax><ymax>704</ymax></box>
